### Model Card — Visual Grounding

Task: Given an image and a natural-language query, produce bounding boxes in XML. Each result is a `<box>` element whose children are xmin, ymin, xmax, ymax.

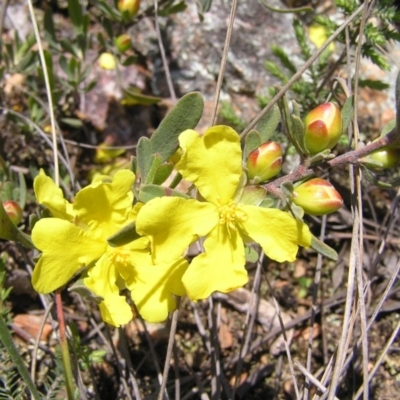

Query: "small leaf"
<box><xmin>121</xmin><ymin>88</ymin><xmax>161</xmax><ymax>106</ymax></box>
<box><xmin>310</xmin><ymin>235</ymin><xmax>338</xmax><ymax>261</ymax></box>
<box><xmin>380</xmin><ymin>119</ymin><xmax>396</xmax><ymax>138</ymax></box>
<box><xmin>61</xmin><ymin>118</ymin><xmax>83</xmax><ymax>128</ymax></box>
<box><xmin>341</xmin><ymin>96</ymin><xmax>354</xmax><ymax>133</ymax></box>
<box><xmin>255</xmin><ymin>104</ymin><xmax>281</xmax><ymax>143</ymax></box>
<box><xmin>107</xmin><ymin>222</ymin><xmax>142</xmax><ymax>247</ymax></box>
<box><xmin>153</xmin><ymin>162</ymin><xmax>174</xmax><ymax>185</ymax></box>
<box><xmin>244</xmin><ymin>130</ymin><xmax>262</xmax><ymax>160</ymax></box>
<box><xmin>245</xmin><ymin>245</ymin><xmax>259</xmax><ymax>263</ymax></box>
<box><xmin>137</xmin><ymin>137</ymin><xmax>153</xmax><ymax>182</ymax></box>
<box><xmin>68</xmin><ymin>0</ymin><xmax>84</xmax><ymax>33</ymax></box>
<box><xmin>259</xmin><ymin>196</ymin><xmax>277</xmax><ymax>208</ymax></box>
<box><xmin>290</xmin><ymin>202</ymin><xmax>304</xmax><ymax>219</ymax></box>
<box><xmin>138</xmin><ymin>185</ymin><xmax>189</xmax><ymax>203</ymax></box>
<box><xmin>281</xmin><ymin>181</ymin><xmax>294</xmax><ymax>197</ymax></box>
<box><xmin>239</xmin><ymin>186</ymin><xmax>266</xmax><ymax>206</ymax></box>
<box><xmin>290</xmin><ymin>114</ymin><xmax>306</xmax><ymax>154</ymax></box>
<box><xmin>144</xmin><ymin>154</ymin><xmax>163</xmax><ymax>185</ymax></box>
<box><xmin>150</xmin><ymin>92</ymin><xmax>204</xmax><ymax>162</ymax></box>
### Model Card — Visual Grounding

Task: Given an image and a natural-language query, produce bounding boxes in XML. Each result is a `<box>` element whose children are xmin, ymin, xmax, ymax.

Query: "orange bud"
<box><xmin>304</xmin><ymin>103</ymin><xmax>342</xmax><ymax>155</ymax></box>
<box><xmin>360</xmin><ymin>145</ymin><xmax>400</xmax><ymax>171</ymax></box>
<box><xmin>114</xmin><ymin>34</ymin><xmax>131</xmax><ymax>53</ymax></box>
<box><xmin>293</xmin><ymin>178</ymin><xmax>343</xmax><ymax>216</ymax></box>
<box><xmin>118</xmin><ymin>0</ymin><xmax>140</xmax><ymax>18</ymax></box>
<box><xmin>3</xmin><ymin>200</ymin><xmax>23</xmax><ymax>225</ymax></box>
<box><xmin>247</xmin><ymin>141</ymin><xmax>282</xmax><ymax>183</ymax></box>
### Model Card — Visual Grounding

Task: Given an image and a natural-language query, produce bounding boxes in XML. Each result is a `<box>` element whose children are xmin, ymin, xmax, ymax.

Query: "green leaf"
<box><xmin>144</xmin><ymin>154</ymin><xmax>163</xmax><ymax>184</ymax></box>
<box><xmin>121</xmin><ymin>88</ymin><xmax>161</xmax><ymax>106</ymax></box>
<box><xmin>153</xmin><ymin>162</ymin><xmax>174</xmax><ymax>185</ymax></box>
<box><xmin>138</xmin><ymin>184</ymin><xmax>189</xmax><ymax>203</ymax></box>
<box><xmin>137</xmin><ymin>137</ymin><xmax>153</xmax><ymax>182</ymax></box>
<box><xmin>150</xmin><ymin>92</ymin><xmax>204</xmax><ymax>162</ymax></box>
<box><xmin>245</xmin><ymin>245</ymin><xmax>259</xmax><ymax>263</ymax></box>
<box><xmin>341</xmin><ymin>96</ymin><xmax>354</xmax><ymax>133</ymax></box>
<box><xmin>159</xmin><ymin>0</ymin><xmax>187</xmax><ymax>16</ymax></box>
<box><xmin>244</xmin><ymin>130</ymin><xmax>262</xmax><ymax>160</ymax></box>
<box><xmin>271</xmin><ymin>44</ymin><xmax>297</xmax><ymax>74</ymax></box>
<box><xmin>290</xmin><ymin>114</ymin><xmax>306</xmax><ymax>154</ymax></box>
<box><xmin>107</xmin><ymin>222</ymin><xmax>142</xmax><ymax>247</ymax></box>
<box><xmin>359</xmin><ymin>78</ymin><xmax>390</xmax><ymax>91</ymax></box>
<box><xmin>61</xmin><ymin>118</ymin><xmax>83</xmax><ymax>128</ymax></box>
<box><xmin>255</xmin><ymin>104</ymin><xmax>281</xmax><ymax>143</ymax></box>
<box><xmin>239</xmin><ymin>186</ymin><xmax>266</xmax><ymax>206</ymax></box>
<box><xmin>68</xmin><ymin>0</ymin><xmax>84</xmax><ymax>33</ymax></box>
<box><xmin>310</xmin><ymin>235</ymin><xmax>338</xmax><ymax>261</ymax></box>
<box><xmin>121</xmin><ymin>55</ymin><xmax>138</xmax><ymax>67</ymax></box>
<box><xmin>380</xmin><ymin>119</ymin><xmax>396</xmax><ymax>138</ymax></box>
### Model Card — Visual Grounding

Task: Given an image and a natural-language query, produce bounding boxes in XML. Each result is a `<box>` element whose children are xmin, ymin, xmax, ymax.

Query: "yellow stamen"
<box><xmin>218</xmin><ymin>200</ymin><xmax>247</xmax><ymax>233</ymax></box>
<box><xmin>107</xmin><ymin>247</ymin><xmax>131</xmax><ymax>267</ymax></box>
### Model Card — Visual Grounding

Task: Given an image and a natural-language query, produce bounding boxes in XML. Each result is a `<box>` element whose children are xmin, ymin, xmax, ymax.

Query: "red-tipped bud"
<box><xmin>114</xmin><ymin>34</ymin><xmax>132</xmax><ymax>53</ymax></box>
<box><xmin>304</xmin><ymin>103</ymin><xmax>342</xmax><ymax>155</ymax></box>
<box><xmin>118</xmin><ymin>0</ymin><xmax>140</xmax><ymax>18</ymax></box>
<box><xmin>3</xmin><ymin>200</ymin><xmax>23</xmax><ymax>225</ymax></box>
<box><xmin>247</xmin><ymin>141</ymin><xmax>282</xmax><ymax>182</ymax></box>
<box><xmin>360</xmin><ymin>145</ymin><xmax>400</xmax><ymax>171</ymax></box>
<box><xmin>293</xmin><ymin>178</ymin><xmax>343</xmax><ymax>216</ymax></box>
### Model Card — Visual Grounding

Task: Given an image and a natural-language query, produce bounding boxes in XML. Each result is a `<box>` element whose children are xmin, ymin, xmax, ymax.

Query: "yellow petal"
<box><xmin>74</xmin><ymin>169</ymin><xmax>135</xmax><ymax>233</ymax></box>
<box><xmin>32</xmin><ymin>219</ymin><xmax>105</xmax><ymax>293</ymax></box>
<box><xmin>182</xmin><ymin>224</ymin><xmax>248</xmax><ymax>300</ymax></box>
<box><xmin>136</xmin><ymin>197</ymin><xmax>217</xmax><ymax>264</ymax></box>
<box><xmin>123</xmin><ymin>256</ymin><xmax>188</xmax><ymax>323</ymax></box>
<box><xmin>176</xmin><ymin>126</ymin><xmax>242</xmax><ymax>205</ymax></box>
<box><xmin>239</xmin><ymin>205</ymin><xmax>311</xmax><ymax>262</ymax></box>
<box><xmin>84</xmin><ymin>255</ymin><xmax>133</xmax><ymax>326</ymax></box>
<box><xmin>34</xmin><ymin>170</ymin><xmax>73</xmax><ymax>220</ymax></box>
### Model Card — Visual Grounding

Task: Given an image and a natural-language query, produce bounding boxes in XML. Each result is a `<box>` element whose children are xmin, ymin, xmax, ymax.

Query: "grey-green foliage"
<box><xmin>262</xmin><ymin>0</ymin><xmax>400</xmax><ymax>111</ymax></box>
<box><xmin>262</xmin><ymin>19</ymin><xmax>332</xmax><ymax>111</ymax></box>
<box><xmin>316</xmin><ymin>0</ymin><xmax>400</xmax><ymax>71</ymax></box>
<box><xmin>137</xmin><ymin>92</ymin><xmax>204</xmax><ymax>185</ymax></box>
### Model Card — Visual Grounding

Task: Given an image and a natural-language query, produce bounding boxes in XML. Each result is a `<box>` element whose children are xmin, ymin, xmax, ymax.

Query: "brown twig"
<box><xmin>263</xmin><ymin>128</ymin><xmax>400</xmax><ymax>192</ymax></box>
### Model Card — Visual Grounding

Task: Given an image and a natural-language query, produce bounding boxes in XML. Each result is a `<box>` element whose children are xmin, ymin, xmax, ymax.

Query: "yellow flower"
<box><xmin>32</xmin><ymin>169</ymin><xmax>186</xmax><ymax>326</ymax></box>
<box><xmin>136</xmin><ymin>126</ymin><xmax>311</xmax><ymax>301</ymax></box>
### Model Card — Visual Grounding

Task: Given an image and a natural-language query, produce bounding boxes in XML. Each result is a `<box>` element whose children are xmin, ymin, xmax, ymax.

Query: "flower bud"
<box><xmin>118</xmin><ymin>0</ymin><xmax>140</xmax><ymax>18</ymax></box>
<box><xmin>304</xmin><ymin>103</ymin><xmax>342</xmax><ymax>155</ymax></box>
<box><xmin>3</xmin><ymin>200</ymin><xmax>23</xmax><ymax>225</ymax></box>
<box><xmin>247</xmin><ymin>141</ymin><xmax>282</xmax><ymax>182</ymax></box>
<box><xmin>293</xmin><ymin>178</ymin><xmax>343</xmax><ymax>216</ymax></box>
<box><xmin>114</xmin><ymin>34</ymin><xmax>132</xmax><ymax>53</ymax></box>
<box><xmin>98</xmin><ymin>52</ymin><xmax>116</xmax><ymax>70</ymax></box>
<box><xmin>360</xmin><ymin>145</ymin><xmax>400</xmax><ymax>171</ymax></box>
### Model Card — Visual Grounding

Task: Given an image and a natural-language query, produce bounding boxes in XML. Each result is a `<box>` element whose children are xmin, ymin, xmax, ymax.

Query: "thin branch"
<box><xmin>154</xmin><ymin>0</ymin><xmax>176</xmax><ymax>103</ymax></box>
<box><xmin>26</xmin><ymin>0</ymin><xmax>59</xmax><ymax>185</ymax></box>
<box><xmin>240</xmin><ymin>2</ymin><xmax>366</xmax><ymax>139</ymax></box>
<box><xmin>158</xmin><ymin>299</ymin><xmax>181</xmax><ymax>400</ymax></box>
<box><xmin>210</xmin><ymin>0</ymin><xmax>238</xmax><ymax>126</ymax></box>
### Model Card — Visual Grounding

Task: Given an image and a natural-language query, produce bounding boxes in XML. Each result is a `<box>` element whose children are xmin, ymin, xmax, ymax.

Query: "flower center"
<box><xmin>107</xmin><ymin>246</ymin><xmax>131</xmax><ymax>267</ymax></box>
<box><xmin>218</xmin><ymin>200</ymin><xmax>247</xmax><ymax>232</ymax></box>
